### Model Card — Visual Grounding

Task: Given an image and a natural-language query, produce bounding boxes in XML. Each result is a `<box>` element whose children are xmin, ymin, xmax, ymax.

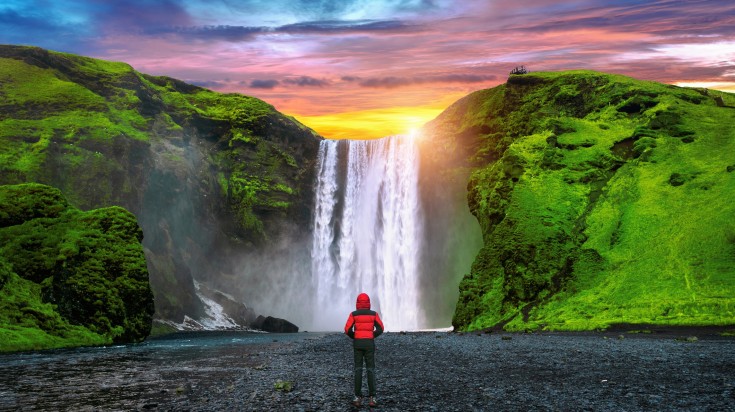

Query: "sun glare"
<box><xmin>402</xmin><ymin>116</ymin><xmax>426</xmax><ymax>135</ymax></box>
<box><xmin>675</xmin><ymin>81</ymin><xmax>735</xmax><ymax>93</ymax></box>
<box><xmin>408</xmin><ymin>128</ymin><xmax>421</xmax><ymax>139</ymax></box>
<box><xmin>293</xmin><ymin>105</ymin><xmax>444</xmax><ymax>139</ymax></box>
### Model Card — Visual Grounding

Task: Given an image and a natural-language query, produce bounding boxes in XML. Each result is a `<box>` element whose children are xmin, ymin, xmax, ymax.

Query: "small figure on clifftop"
<box><xmin>510</xmin><ymin>65</ymin><xmax>528</xmax><ymax>75</ymax></box>
<box><xmin>344</xmin><ymin>293</ymin><xmax>384</xmax><ymax>407</ymax></box>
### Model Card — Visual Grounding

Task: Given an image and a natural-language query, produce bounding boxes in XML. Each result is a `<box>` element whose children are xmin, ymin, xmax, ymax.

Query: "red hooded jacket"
<box><xmin>344</xmin><ymin>293</ymin><xmax>384</xmax><ymax>340</ymax></box>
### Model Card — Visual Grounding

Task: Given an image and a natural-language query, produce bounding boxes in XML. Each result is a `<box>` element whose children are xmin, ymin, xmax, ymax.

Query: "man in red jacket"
<box><xmin>344</xmin><ymin>292</ymin><xmax>384</xmax><ymax>407</ymax></box>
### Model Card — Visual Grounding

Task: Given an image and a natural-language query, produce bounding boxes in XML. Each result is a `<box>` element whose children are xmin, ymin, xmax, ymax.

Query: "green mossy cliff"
<box><xmin>425</xmin><ymin>70</ymin><xmax>735</xmax><ymax>331</ymax></box>
<box><xmin>0</xmin><ymin>183</ymin><xmax>154</xmax><ymax>352</ymax></box>
<box><xmin>0</xmin><ymin>45</ymin><xmax>322</xmax><ymax>325</ymax></box>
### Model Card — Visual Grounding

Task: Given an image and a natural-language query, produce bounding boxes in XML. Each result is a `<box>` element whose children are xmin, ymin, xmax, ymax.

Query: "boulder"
<box><xmin>0</xmin><ymin>183</ymin><xmax>155</xmax><ymax>351</ymax></box>
<box><xmin>196</xmin><ymin>283</ymin><xmax>259</xmax><ymax>327</ymax></box>
<box><xmin>252</xmin><ymin>315</ymin><xmax>299</xmax><ymax>333</ymax></box>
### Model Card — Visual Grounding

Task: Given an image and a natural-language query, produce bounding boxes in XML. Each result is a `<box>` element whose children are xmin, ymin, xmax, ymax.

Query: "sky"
<box><xmin>2</xmin><ymin>0</ymin><xmax>734</xmax><ymax>138</ymax></box>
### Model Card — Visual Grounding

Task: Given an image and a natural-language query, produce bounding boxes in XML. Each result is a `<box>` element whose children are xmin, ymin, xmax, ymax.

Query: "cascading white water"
<box><xmin>311</xmin><ymin>136</ymin><xmax>423</xmax><ymax>331</ymax></box>
<box><xmin>193</xmin><ymin>281</ymin><xmax>242</xmax><ymax>330</ymax></box>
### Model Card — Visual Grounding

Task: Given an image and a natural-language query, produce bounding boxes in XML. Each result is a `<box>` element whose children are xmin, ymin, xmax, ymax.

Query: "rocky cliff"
<box><xmin>0</xmin><ymin>183</ymin><xmax>154</xmax><ymax>351</ymax></box>
<box><xmin>0</xmin><ymin>45</ymin><xmax>322</xmax><ymax>328</ymax></box>
<box><xmin>423</xmin><ymin>70</ymin><xmax>735</xmax><ymax>331</ymax></box>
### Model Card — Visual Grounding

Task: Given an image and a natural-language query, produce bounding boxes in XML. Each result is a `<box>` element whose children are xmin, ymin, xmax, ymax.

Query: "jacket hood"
<box><xmin>356</xmin><ymin>293</ymin><xmax>371</xmax><ymax>310</ymax></box>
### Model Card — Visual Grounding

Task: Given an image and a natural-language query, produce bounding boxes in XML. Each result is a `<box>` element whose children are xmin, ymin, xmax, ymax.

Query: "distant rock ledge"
<box><xmin>151</xmin><ymin>281</ymin><xmax>300</xmax><ymax>334</ymax></box>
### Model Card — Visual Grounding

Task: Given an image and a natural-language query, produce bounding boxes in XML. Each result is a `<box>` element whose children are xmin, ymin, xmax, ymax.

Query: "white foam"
<box><xmin>311</xmin><ymin>136</ymin><xmax>424</xmax><ymax>331</ymax></box>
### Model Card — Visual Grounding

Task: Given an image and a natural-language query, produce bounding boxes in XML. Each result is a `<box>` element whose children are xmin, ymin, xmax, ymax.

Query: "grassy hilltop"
<box><xmin>0</xmin><ymin>45</ymin><xmax>319</xmax><ymax>237</ymax></box>
<box><xmin>0</xmin><ymin>45</ymin><xmax>321</xmax><ymax>327</ymax></box>
<box><xmin>424</xmin><ymin>70</ymin><xmax>735</xmax><ymax>331</ymax></box>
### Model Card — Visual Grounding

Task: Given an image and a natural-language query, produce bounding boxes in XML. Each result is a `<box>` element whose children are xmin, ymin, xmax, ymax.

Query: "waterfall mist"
<box><xmin>309</xmin><ymin>135</ymin><xmax>482</xmax><ymax>331</ymax></box>
<box><xmin>185</xmin><ymin>132</ymin><xmax>481</xmax><ymax>333</ymax></box>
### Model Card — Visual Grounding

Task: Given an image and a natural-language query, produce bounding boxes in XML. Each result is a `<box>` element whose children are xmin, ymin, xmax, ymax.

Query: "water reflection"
<box><xmin>0</xmin><ymin>331</ymin><xmax>320</xmax><ymax>411</ymax></box>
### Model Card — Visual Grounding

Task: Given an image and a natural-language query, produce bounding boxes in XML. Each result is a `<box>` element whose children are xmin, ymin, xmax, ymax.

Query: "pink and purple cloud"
<box><xmin>2</xmin><ymin>0</ymin><xmax>734</xmax><ymax>137</ymax></box>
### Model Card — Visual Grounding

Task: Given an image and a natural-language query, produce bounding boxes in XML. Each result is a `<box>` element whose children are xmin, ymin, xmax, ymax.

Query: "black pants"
<box><xmin>353</xmin><ymin>339</ymin><xmax>376</xmax><ymax>397</ymax></box>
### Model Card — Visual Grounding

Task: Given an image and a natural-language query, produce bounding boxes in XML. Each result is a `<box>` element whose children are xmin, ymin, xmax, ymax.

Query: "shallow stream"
<box><xmin>0</xmin><ymin>331</ymin><xmax>320</xmax><ymax>411</ymax></box>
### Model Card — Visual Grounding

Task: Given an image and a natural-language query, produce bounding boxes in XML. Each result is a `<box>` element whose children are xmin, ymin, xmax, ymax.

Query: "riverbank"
<box><xmin>1</xmin><ymin>330</ymin><xmax>733</xmax><ymax>411</ymax></box>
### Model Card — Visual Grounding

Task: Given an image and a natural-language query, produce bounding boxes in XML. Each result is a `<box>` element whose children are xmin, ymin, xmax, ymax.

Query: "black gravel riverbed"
<box><xmin>1</xmin><ymin>329</ymin><xmax>734</xmax><ymax>411</ymax></box>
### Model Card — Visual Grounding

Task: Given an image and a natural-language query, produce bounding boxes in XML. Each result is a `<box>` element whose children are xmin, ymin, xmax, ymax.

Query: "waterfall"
<box><xmin>311</xmin><ymin>136</ymin><xmax>423</xmax><ymax>331</ymax></box>
<box><xmin>193</xmin><ymin>280</ymin><xmax>241</xmax><ymax>330</ymax></box>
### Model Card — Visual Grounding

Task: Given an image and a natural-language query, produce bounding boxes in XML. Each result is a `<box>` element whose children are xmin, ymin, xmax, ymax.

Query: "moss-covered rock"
<box><xmin>426</xmin><ymin>70</ymin><xmax>735</xmax><ymax>331</ymax></box>
<box><xmin>0</xmin><ymin>183</ymin><xmax>154</xmax><ymax>352</ymax></box>
<box><xmin>0</xmin><ymin>45</ymin><xmax>321</xmax><ymax>325</ymax></box>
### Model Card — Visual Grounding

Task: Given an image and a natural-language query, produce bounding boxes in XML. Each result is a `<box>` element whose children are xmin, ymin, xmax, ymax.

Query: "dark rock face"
<box><xmin>414</xmin><ymin>94</ymin><xmax>487</xmax><ymax>328</ymax></box>
<box><xmin>196</xmin><ymin>283</ymin><xmax>259</xmax><ymax>327</ymax></box>
<box><xmin>0</xmin><ymin>183</ymin><xmax>154</xmax><ymax>350</ymax></box>
<box><xmin>253</xmin><ymin>316</ymin><xmax>299</xmax><ymax>333</ymax></box>
<box><xmin>0</xmin><ymin>45</ymin><xmax>322</xmax><ymax>328</ymax></box>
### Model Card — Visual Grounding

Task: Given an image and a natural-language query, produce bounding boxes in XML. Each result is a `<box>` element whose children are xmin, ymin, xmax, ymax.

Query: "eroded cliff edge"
<box><xmin>0</xmin><ymin>45</ymin><xmax>322</xmax><ymax>328</ymax></box>
<box><xmin>423</xmin><ymin>70</ymin><xmax>735</xmax><ymax>331</ymax></box>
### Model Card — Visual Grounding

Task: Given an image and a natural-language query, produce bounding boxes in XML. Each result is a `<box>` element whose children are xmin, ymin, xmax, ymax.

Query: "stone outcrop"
<box><xmin>0</xmin><ymin>183</ymin><xmax>155</xmax><ymax>351</ymax></box>
<box><xmin>252</xmin><ymin>316</ymin><xmax>299</xmax><ymax>333</ymax></box>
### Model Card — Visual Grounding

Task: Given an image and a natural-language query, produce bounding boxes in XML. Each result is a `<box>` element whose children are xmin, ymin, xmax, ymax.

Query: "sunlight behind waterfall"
<box><xmin>294</xmin><ymin>105</ymin><xmax>443</xmax><ymax>139</ymax></box>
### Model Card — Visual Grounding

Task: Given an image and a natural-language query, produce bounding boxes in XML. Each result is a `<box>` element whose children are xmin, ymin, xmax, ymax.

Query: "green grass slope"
<box><xmin>0</xmin><ymin>183</ymin><xmax>154</xmax><ymax>352</ymax></box>
<box><xmin>426</xmin><ymin>70</ymin><xmax>735</xmax><ymax>331</ymax></box>
<box><xmin>0</xmin><ymin>45</ymin><xmax>319</xmax><ymax>237</ymax></box>
<box><xmin>0</xmin><ymin>45</ymin><xmax>322</xmax><ymax>324</ymax></box>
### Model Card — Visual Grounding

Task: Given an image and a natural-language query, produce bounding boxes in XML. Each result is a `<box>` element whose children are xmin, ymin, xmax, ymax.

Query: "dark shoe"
<box><xmin>368</xmin><ymin>396</ymin><xmax>377</xmax><ymax>407</ymax></box>
<box><xmin>352</xmin><ymin>396</ymin><xmax>362</xmax><ymax>407</ymax></box>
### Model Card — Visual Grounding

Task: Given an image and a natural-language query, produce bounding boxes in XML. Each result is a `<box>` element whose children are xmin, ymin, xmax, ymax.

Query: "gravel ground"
<box><xmin>2</xmin><ymin>329</ymin><xmax>734</xmax><ymax>411</ymax></box>
<box><xmin>168</xmin><ymin>330</ymin><xmax>735</xmax><ymax>411</ymax></box>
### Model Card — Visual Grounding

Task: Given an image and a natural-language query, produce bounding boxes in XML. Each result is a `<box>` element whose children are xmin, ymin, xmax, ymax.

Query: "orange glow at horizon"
<box><xmin>675</xmin><ymin>82</ymin><xmax>735</xmax><ymax>93</ymax></box>
<box><xmin>290</xmin><ymin>80</ymin><xmax>735</xmax><ymax>139</ymax></box>
<box><xmin>292</xmin><ymin>104</ymin><xmax>447</xmax><ymax>140</ymax></box>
